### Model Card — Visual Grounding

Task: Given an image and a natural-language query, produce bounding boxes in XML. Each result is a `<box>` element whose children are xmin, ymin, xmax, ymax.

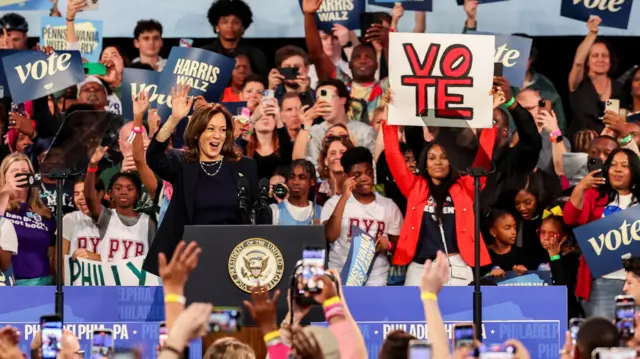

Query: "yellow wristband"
<box><xmin>322</xmin><ymin>296</ymin><xmax>341</xmax><ymax>308</ymax></box>
<box><xmin>263</xmin><ymin>330</ymin><xmax>281</xmax><ymax>343</ymax></box>
<box><xmin>164</xmin><ymin>294</ymin><xmax>186</xmax><ymax>304</ymax></box>
<box><xmin>420</xmin><ymin>292</ymin><xmax>438</xmax><ymax>301</ymax></box>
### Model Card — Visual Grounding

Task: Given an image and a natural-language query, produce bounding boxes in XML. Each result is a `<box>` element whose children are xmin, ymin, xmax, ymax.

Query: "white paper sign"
<box><xmin>388</xmin><ymin>32</ymin><xmax>495</xmax><ymax>128</ymax></box>
<box><xmin>64</xmin><ymin>255</ymin><xmax>160</xmax><ymax>286</ymax></box>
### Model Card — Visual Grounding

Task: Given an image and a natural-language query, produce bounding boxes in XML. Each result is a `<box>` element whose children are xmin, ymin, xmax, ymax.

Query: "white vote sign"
<box><xmin>388</xmin><ymin>33</ymin><xmax>495</xmax><ymax>128</ymax></box>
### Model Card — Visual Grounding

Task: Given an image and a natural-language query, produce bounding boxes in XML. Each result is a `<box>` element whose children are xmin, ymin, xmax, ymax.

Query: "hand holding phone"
<box><xmin>17</xmin><ymin>173</ymin><xmax>42</xmax><ymax>188</ymax></box>
<box><xmin>208</xmin><ymin>307</ymin><xmax>242</xmax><ymax>333</ymax></box>
<box><xmin>298</xmin><ymin>247</ymin><xmax>326</xmax><ymax>294</ymax></box>
<box><xmin>453</xmin><ymin>323</ymin><xmax>476</xmax><ymax>348</ymax></box>
<box><xmin>41</xmin><ymin>315</ymin><xmax>63</xmax><ymax>359</ymax></box>
<box><xmin>91</xmin><ymin>329</ymin><xmax>114</xmax><ymax>359</ymax></box>
<box><xmin>615</xmin><ymin>295</ymin><xmax>635</xmax><ymax>339</ymax></box>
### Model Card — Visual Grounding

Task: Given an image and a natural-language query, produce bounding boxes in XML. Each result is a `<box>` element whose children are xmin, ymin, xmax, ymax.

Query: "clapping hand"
<box><xmin>171</xmin><ymin>83</ymin><xmax>194</xmax><ymax>120</ymax></box>
<box><xmin>158</xmin><ymin>241</ymin><xmax>202</xmax><ymax>295</ymax></box>
<box><xmin>420</xmin><ymin>250</ymin><xmax>450</xmax><ymax>294</ymax></box>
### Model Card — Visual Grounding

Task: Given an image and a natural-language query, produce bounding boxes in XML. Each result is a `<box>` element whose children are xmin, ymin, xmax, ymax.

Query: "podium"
<box><xmin>183</xmin><ymin>225</ymin><xmax>326</xmax><ymax>323</ymax></box>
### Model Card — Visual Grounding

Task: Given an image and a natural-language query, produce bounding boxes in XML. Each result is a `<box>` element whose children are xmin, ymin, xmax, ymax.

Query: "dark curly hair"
<box><xmin>108</xmin><ymin>172</ymin><xmax>142</xmax><ymax>201</ymax></box>
<box><xmin>207</xmin><ymin>0</ymin><xmax>253</xmax><ymax>32</ymax></box>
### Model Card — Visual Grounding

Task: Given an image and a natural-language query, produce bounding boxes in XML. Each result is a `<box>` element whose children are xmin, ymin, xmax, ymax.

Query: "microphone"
<box><xmin>238</xmin><ymin>177</ymin><xmax>250</xmax><ymax>212</ymax></box>
<box><xmin>258</xmin><ymin>178</ymin><xmax>270</xmax><ymax>208</ymax></box>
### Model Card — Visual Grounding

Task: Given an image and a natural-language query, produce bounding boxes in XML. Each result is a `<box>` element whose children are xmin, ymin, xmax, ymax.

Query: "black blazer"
<box><xmin>142</xmin><ymin>137</ymin><xmax>271</xmax><ymax>275</ymax></box>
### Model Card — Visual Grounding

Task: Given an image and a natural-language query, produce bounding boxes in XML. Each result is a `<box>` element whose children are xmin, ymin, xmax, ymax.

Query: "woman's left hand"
<box><xmin>374</xmin><ymin>235</ymin><xmax>390</xmax><ymax>253</ymax></box>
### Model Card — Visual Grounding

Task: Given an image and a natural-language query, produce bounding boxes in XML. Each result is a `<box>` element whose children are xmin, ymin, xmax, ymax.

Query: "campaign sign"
<box><xmin>121</xmin><ymin>68</ymin><xmax>168</xmax><ymax>121</ymax></box>
<box><xmin>0</xmin><ymin>287</ymin><xmax>202</xmax><ymax>359</ymax></box>
<box><xmin>573</xmin><ymin>205</ymin><xmax>640</xmax><ymax>278</ymax></box>
<box><xmin>314</xmin><ymin>286</ymin><xmax>567</xmax><ymax>359</ymax></box>
<box><xmin>560</xmin><ymin>0</ymin><xmax>634</xmax><ymax>30</ymax></box>
<box><xmin>388</xmin><ymin>32</ymin><xmax>494</xmax><ymax>128</ymax></box>
<box><xmin>368</xmin><ymin>0</ymin><xmax>432</xmax><ymax>11</ymax></box>
<box><xmin>300</xmin><ymin>0</ymin><xmax>366</xmax><ymax>31</ymax></box>
<box><xmin>456</xmin><ymin>0</ymin><xmax>510</xmax><ymax>4</ymax></box>
<box><xmin>0</xmin><ymin>50</ymin><xmax>20</xmax><ymax>98</ymax></box>
<box><xmin>40</xmin><ymin>16</ymin><xmax>103</xmax><ymax>63</ymax></box>
<box><xmin>2</xmin><ymin>50</ymin><xmax>84</xmax><ymax>104</ymax></box>
<box><xmin>0</xmin><ymin>265</ymin><xmax>15</xmax><ymax>286</ymax></box>
<box><xmin>495</xmin><ymin>271</ymin><xmax>552</xmax><ymax>286</ymax></box>
<box><xmin>0</xmin><ymin>0</ymin><xmax>51</xmax><ymax>10</ymax></box>
<box><xmin>467</xmin><ymin>31</ymin><xmax>532</xmax><ymax>88</ymax></box>
<box><xmin>64</xmin><ymin>256</ymin><xmax>161</xmax><ymax>286</ymax></box>
<box><xmin>157</xmin><ymin>46</ymin><xmax>235</xmax><ymax>119</ymax></box>
<box><xmin>221</xmin><ymin>101</ymin><xmax>248</xmax><ymax>117</ymax></box>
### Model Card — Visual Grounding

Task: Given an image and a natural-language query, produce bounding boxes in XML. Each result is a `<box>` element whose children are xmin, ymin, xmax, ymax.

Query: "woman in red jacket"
<box><xmin>564</xmin><ymin>148</ymin><xmax>640</xmax><ymax>319</ymax></box>
<box><xmin>382</xmin><ymin>122</ymin><xmax>496</xmax><ymax>286</ymax></box>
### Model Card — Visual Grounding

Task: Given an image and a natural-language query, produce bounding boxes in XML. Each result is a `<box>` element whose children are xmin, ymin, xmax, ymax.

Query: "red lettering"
<box><xmin>377</xmin><ymin>221</ymin><xmax>386</xmax><ymax>237</ymax></box>
<box><xmin>77</xmin><ymin>237</ymin><xmax>87</xmax><ymax>249</ymax></box>
<box><xmin>89</xmin><ymin>237</ymin><xmax>100</xmax><ymax>253</ymax></box>
<box><xmin>135</xmin><ymin>243</ymin><xmax>144</xmax><ymax>257</ymax></box>
<box><xmin>348</xmin><ymin>218</ymin><xmax>360</xmax><ymax>237</ymax></box>
<box><xmin>401</xmin><ymin>43</ymin><xmax>474</xmax><ymax>119</ymax></box>
<box><xmin>108</xmin><ymin>239</ymin><xmax>120</xmax><ymax>260</ymax></box>
<box><xmin>122</xmin><ymin>240</ymin><xmax>134</xmax><ymax>260</ymax></box>
<box><xmin>362</xmin><ymin>219</ymin><xmax>374</xmax><ymax>233</ymax></box>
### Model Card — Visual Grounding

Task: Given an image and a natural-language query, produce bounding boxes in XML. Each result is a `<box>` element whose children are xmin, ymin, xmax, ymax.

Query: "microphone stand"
<box><xmin>464</xmin><ymin>166</ymin><xmax>490</xmax><ymax>341</ymax></box>
<box><xmin>49</xmin><ymin>168</ymin><xmax>71</xmax><ymax>321</ymax></box>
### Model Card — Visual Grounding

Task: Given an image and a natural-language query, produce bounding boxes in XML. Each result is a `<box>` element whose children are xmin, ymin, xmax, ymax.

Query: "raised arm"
<box><xmin>421</xmin><ymin>252</ymin><xmax>453</xmax><ymax>359</ymax></box>
<box><xmin>382</xmin><ymin>122</ymin><xmax>419</xmax><ymax>197</ymax></box>
<box><xmin>569</xmin><ymin>17</ymin><xmax>601</xmax><ymax>93</ymax></box>
<box><xmin>303</xmin><ymin>0</ymin><xmax>336</xmax><ymax>81</ymax></box>
<box><xmin>65</xmin><ymin>0</ymin><xmax>84</xmax><ymax>45</ymax></box>
<box><xmin>565</xmin><ymin>175</ymin><xmax>604</xmax><ymax>226</ymax></box>
<box><xmin>131</xmin><ymin>91</ymin><xmax>158</xmax><ymax>199</ymax></box>
<box><xmin>85</xmin><ymin>146</ymin><xmax>108</xmax><ymax>223</ymax></box>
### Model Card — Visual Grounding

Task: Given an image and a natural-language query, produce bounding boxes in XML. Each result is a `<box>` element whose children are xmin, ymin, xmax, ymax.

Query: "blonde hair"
<box><xmin>203</xmin><ymin>338</ymin><xmax>255</xmax><ymax>359</ymax></box>
<box><xmin>0</xmin><ymin>152</ymin><xmax>51</xmax><ymax>219</ymax></box>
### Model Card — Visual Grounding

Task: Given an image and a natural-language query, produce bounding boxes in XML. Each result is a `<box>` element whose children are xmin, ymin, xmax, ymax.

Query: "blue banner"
<box><xmin>572</xmin><ymin>206</ymin><xmax>640</xmax><ymax>278</ymax></box>
<box><xmin>299</xmin><ymin>0</ymin><xmax>366</xmax><ymax>31</ymax></box>
<box><xmin>318</xmin><ymin>286</ymin><xmax>567</xmax><ymax>359</ymax></box>
<box><xmin>0</xmin><ymin>49</ymin><xmax>20</xmax><ymax>98</ymax></box>
<box><xmin>2</xmin><ymin>50</ymin><xmax>84</xmax><ymax>104</ymax></box>
<box><xmin>467</xmin><ymin>31</ymin><xmax>532</xmax><ymax>87</ymax></box>
<box><xmin>340</xmin><ymin>226</ymin><xmax>376</xmax><ymax>286</ymax></box>
<box><xmin>368</xmin><ymin>0</ymin><xmax>432</xmax><ymax>11</ymax></box>
<box><xmin>156</xmin><ymin>46</ymin><xmax>235</xmax><ymax>120</ymax></box>
<box><xmin>0</xmin><ymin>287</ymin><xmax>201</xmax><ymax>359</ymax></box>
<box><xmin>121</xmin><ymin>68</ymin><xmax>168</xmax><ymax>121</ymax></box>
<box><xmin>560</xmin><ymin>0</ymin><xmax>634</xmax><ymax>30</ymax></box>
<box><xmin>456</xmin><ymin>0</ymin><xmax>510</xmax><ymax>4</ymax></box>
<box><xmin>495</xmin><ymin>271</ymin><xmax>552</xmax><ymax>286</ymax></box>
<box><xmin>0</xmin><ymin>0</ymin><xmax>51</xmax><ymax>10</ymax></box>
<box><xmin>40</xmin><ymin>16</ymin><xmax>103</xmax><ymax>63</ymax></box>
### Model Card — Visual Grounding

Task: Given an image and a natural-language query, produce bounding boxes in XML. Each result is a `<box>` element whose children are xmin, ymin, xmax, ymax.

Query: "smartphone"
<box><xmin>538</xmin><ymin>100</ymin><xmax>552</xmax><ymax>114</ymax></box>
<box><xmin>10</xmin><ymin>102</ymin><xmax>25</xmax><ymax>116</ymax></box>
<box><xmin>587</xmin><ymin>158</ymin><xmax>604</xmax><ymax>177</ymax></box>
<box><xmin>91</xmin><ymin>329</ymin><xmax>114</xmax><ymax>359</ymax></box>
<box><xmin>615</xmin><ymin>295</ymin><xmax>635</xmax><ymax>339</ymax></box>
<box><xmin>605</xmin><ymin>99</ymin><xmax>620</xmax><ymax>115</ymax></box>
<box><xmin>299</xmin><ymin>92</ymin><xmax>314</xmax><ymax>109</ymax></box>
<box><xmin>493</xmin><ymin>63</ymin><xmax>504</xmax><ymax>78</ymax></box>
<box><xmin>319</xmin><ymin>88</ymin><xmax>333</xmax><ymax>102</ymax></box>
<box><xmin>453</xmin><ymin>323</ymin><xmax>476</xmax><ymax>348</ymax></box>
<box><xmin>278</xmin><ymin>67</ymin><xmax>299</xmax><ymax>80</ymax></box>
<box><xmin>361</xmin><ymin>12</ymin><xmax>382</xmax><ymax>41</ymax></box>
<box><xmin>301</xmin><ymin>247</ymin><xmax>326</xmax><ymax>294</ymax></box>
<box><xmin>17</xmin><ymin>173</ymin><xmax>42</xmax><ymax>188</ymax></box>
<box><xmin>592</xmin><ymin>347</ymin><xmax>637</xmax><ymax>359</ymax></box>
<box><xmin>208</xmin><ymin>307</ymin><xmax>242</xmax><ymax>333</ymax></box>
<box><xmin>476</xmin><ymin>344</ymin><xmax>516</xmax><ymax>359</ymax></box>
<box><xmin>158</xmin><ymin>322</ymin><xmax>168</xmax><ymax>348</ymax></box>
<box><xmin>40</xmin><ymin>315</ymin><xmax>63</xmax><ymax>359</ymax></box>
<box><xmin>261</xmin><ymin>89</ymin><xmax>276</xmax><ymax>106</ymax></box>
<box><xmin>84</xmin><ymin>62</ymin><xmax>107</xmax><ymax>76</ymax></box>
<box><xmin>408</xmin><ymin>340</ymin><xmax>432</xmax><ymax>359</ymax></box>
<box><xmin>569</xmin><ymin>318</ymin><xmax>585</xmax><ymax>343</ymax></box>
<box><xmin>78</xmin><ymin>0</ymin><xmax>99</xmax><ymax>11</ymax></box>
<box><xmin>179</xmin><ymin>38</ymin><xmax>193</xmax><ymax>48</ymax></box>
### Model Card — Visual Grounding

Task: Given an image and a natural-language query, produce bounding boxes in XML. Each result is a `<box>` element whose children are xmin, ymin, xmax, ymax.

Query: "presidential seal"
<box><xmin>228</xmin><ymin>238</ymin><xmax>284</xmax><ymax>293</ymax></box>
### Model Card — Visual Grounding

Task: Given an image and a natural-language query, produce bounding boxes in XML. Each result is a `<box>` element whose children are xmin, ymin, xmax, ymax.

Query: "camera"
<box><xmin>273</xmin><ymin>183</ymin><xmax>288</xmax><ymax>200</ymax></box>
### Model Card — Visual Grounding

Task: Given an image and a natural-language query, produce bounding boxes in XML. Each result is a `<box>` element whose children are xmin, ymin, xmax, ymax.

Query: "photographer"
<box><xmin>270</xmin><ymin>160</ymin><xmax>321</xmax><ymax>225</ymax></box>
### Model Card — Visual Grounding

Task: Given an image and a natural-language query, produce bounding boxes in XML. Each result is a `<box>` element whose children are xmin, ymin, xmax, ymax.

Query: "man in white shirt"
<box><xmin>321</xmin><ymin>147</ymin><xmax>403</xmax><ymax>286</ymax></box>
<box><xmin>132</xmin><ymin>19</ymin><xmax>167</xmax><ymax>71</ymax></box>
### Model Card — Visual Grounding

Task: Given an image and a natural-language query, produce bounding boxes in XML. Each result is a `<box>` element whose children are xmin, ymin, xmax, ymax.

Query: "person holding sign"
<box><xmin>142</xmin><ymin>85</ymin><xmax>268</xmax><ymax>275</ymax></box>
<box><xmin>0</xmin><ymin>13</ymin><xmax>29</xmax><ymax>50</ymax></box>
<box><xmin>565</xmin><ymin>148</ymin><xmax>640</xmax><ymax>318</ymax></box>
<box><xmin>567</xmin><ymin>16</ymin><xmax>623</xmax><ymax>139</ymax></box>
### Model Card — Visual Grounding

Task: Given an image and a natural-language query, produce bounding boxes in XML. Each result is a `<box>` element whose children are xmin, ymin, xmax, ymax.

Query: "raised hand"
<box><xmin>169</xmin><ymin>303</ymin><xmax>211</xmax><ymax>345</ymax></box>
<box><xmin>243</xmin><ymin>284</ymin><xmax>281</xmax><ymax>334</ymax></box>
<box><xmin>332</xmin><ymin>24</ymin><xmax>350</xmax><ymax>46</ymax></box>
<box><xmin>132</xmin><ymin>91</ymin><xmax>150</xmax><ymax>118</ymax></box>
<box><xmin>147</xmin><ymin>109</ymin><xmax>161</xmax><ymax>137</ymax></box>
<box><xmin>291</xmin><ymin>327</ymin><xmax>323</xmax><ymax>359</ymax></box>
<box><xmin>342</xmin><ymin>177</ymin><xmax>357</xmax><ymax>198</ymax></box>
<box><xmin>302</xmin><ymin>0</ymin><xmax>323</xmax><ymax>14</ymax></box>
<box><xmin>420</xmin><ymin>250</ymin><xmax>450</xmax><ymax>294</ymax></box>
<box><xmin>89</xmin><ymin>146</ymin><xmax>108</xmax><ymax>166</ymax></box>
<box><xmin>158</xmin><ymin>241</ymin><xmax>202</xmax><ymax>295</ymax></box>
<box><xmin>66</xmin><ymin>0</ymin><xmax>86</xmax><ymax>22</ymax></box>
<box><xmin>464</xmin><ymin>0</ymin><xmax>478</xmax><ymax>20</ymax></box>
<box><xmin>392</xmin><ymin>2</ymin><xmax>404</xmax><ymax>24</ymax></box>
<box><xmin>537</xmin><ymin>110</ymin><xmax>560</xmax><ymax>133</ymax></box>
<box><xmin>587</xmin><ymin>15</ymin><xmax>601</xmax><ymax>34</ymax></box>
<box><xmin>577</xmin><ymin>169</ymin><xmax>606</xmax><ymax>191</ymax></box>
<box><xmin>171</xmin><ymin>83</ymin><xmax>194</xmax><ymax>120</ymax></box>
<box><xmin>493</xmin><ymin>77</ymin><xmax>513</xmax><ymax>105</ymax></box>
<box><xmin>8</xmin><ymin>111</ymin><xmax>34</xmax><ymax>138</ymax></box>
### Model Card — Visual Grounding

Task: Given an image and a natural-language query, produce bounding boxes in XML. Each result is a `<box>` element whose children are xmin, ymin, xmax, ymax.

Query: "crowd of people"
<box><xmin>1</xmin><ymin>0</ymin><xmax>640</xmax><ymax>356</ymax></box>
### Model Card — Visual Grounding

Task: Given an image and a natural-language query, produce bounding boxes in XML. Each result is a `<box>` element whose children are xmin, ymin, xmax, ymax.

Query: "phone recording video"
<box><xmin>569</xmin><ymin>318</ymin><xmax>585</xmax><ymax>343</ymax></box>
<box><xmin>318</xmin><ymin>88</ymin><xmax>333</xmax><ymax>102</ymax></box>
<box><xmin>91</xmin><ymin>329</ymin><xmax>114</xmax><ymax>359</ymax></box>
<box><xmin>453</xmin><ymin>323</ymin><xmax>475</xmax><ymax>348</ymax></box>
<box><xmin>278</xmin><ymin>67</ymin><xmax>299</xmax><ymax>80</ymax></box>
<box><xmin>409</xmin><ymin>340</ymin><xmax>431</xmax><ymax>359</ymax></box>
<box><xmin>17</xmin><ymin>172</ymin><xmax>42</xmax><ymax>188</ymax></box>
<box><xmin>493</xmin><ymin>63</ymin><xmax>504</xmax><ymax>78</ymax></box>
<box><xmin>208</xmin><ymin>307</ymin><xmax>242</xmax><ymax>333</ymax></box>
<box><xmin>476</xmin><ymin>344</ymin><xmax>516</xmax><ymax>359</ymax></box>
<box><xmin>299</xmin><ymin>247</ymin><xmax>326</xmax><ymax>294</ymax></box>
<box><xmin>158</xmin><ymin>322</ymin><xmax>168</xmax><ymax>348</ymax></box>
<box><xmin>11</xmin><ymin>102</ymin><xmax>25</xmax><ymax>116</ymax></box>
<box><xmin>592</xmin><ymin>347</ymin><xmax>637</xmax><ymax>359</ymax></box>
<box><xmin>587</xmin><ymin>158</ymin><xmax>604</xmax><ymax>177</ymax></box>
<box><xmin>615</xmin><ymin>295</ymin><xmax>636</xmax><ymax>339</ymax></box>
<box><xmin>40</xmin><ymin>315</ymin><xmax>63</xmax><ymax>359</ymax></box>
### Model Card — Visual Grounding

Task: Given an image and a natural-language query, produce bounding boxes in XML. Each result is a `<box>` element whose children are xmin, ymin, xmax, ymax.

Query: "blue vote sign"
<box><xmin>1</xmin><ymin>50</ymin><xmax>84</xmax><ymax>104</ymax></box>
<box><xmin>560</xmin><ymin>0</ymin><xmax>634</xmax><ymax>30</ymax></box>
<box><xmin>0</xmin><ymin>50</ymin><xmax>21</xmax><ymax>98</ymax></box>
<box><xmin>368</xmin><ymin>0</ymin><xmax>432</xmax><ymax>11</ymax></box>
<box><xmin>314</xmin><ymin>286</ymin><xmax>567</xmax><ymax>359</ymax></box>
<box><xmin>300</xmin><ymin>0</ymin><xmax>366</xmax><ymax>31</ymax></box>
<box><xmin>121</xmin><ymin>68</ymin><xmax>168</xmax><ymax>121</ymax></box>
<box><xmin>573</xmin><ymin>205</ymin><xmax>640</xmax><ymax>278</ymax></box>
<box><xmin>456</xmin><ymin>0</ymin><xmax>510</xmax><ymax>5</ymax></box>
<box><xmin>495</xmin><ymin>271</ymin><xmax>552</xmax><ymax>286</ymax></box>
<box><xmin>467</xmin><ymin>31</ymin><xmax>532</xmax><ymax>87</ymax></box>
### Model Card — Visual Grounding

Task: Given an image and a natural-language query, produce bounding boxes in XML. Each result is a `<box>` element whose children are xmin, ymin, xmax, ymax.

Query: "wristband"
<box><xmin>161</xmin><ymin>346</ymin><xmax>182</xmax><ymax>356</ymax></box>
<box><xmin>66</xmin><ymin>18</ymin><xmax>74</xmax><ymax>22</ymax></box>
<box><xmin>86</xmin><ymin>166</ymin><xmax>98</xmax><ymax>173</ymax></box>
<box><xmin>550</xmin><ymin>255</ymin><xmax>561</xmax><ymax>262</ymax></box>
<box><xmin>551</xmin><ymin>129</ymin><xmax>562</xmax><ymax>137</ymax></box>
<box><xmin>620</xmin><ymin>134</ymin><xmax>633</xmax><ymax>144</ymax></box>
<box><xmin>322</xmin><ymin>296</ymin><xmax>341</xmax><ymax>308</ymax></box>
<box><xmin>420</xmin><ymin>292</ymin><xmax>437</xmax><ymax>301</ymax></box>
<box><xmin>263</xmin><ymin>330</ymin><xmax>281</xmax><ymax>343</ymax></box>
<box><xmin>504</xmin><ymin>97</ymin><xmax>515</xmax><ymax>108</ymax></box>
<box><xmin>132</xmin><ymin>126</ymin><xmax>144</xmax><ymax>134</ymax></box>
<box><xmin>164</xmin><ymin>294</ymin><xmax>186</xmax><ymax>304</ymax></box>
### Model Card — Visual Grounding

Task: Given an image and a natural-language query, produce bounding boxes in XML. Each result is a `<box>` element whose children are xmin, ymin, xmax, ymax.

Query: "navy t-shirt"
<box><xmin>414</xmin><ymin>195</ymin><xmax>458</xmax><ymax>264</ymax></box>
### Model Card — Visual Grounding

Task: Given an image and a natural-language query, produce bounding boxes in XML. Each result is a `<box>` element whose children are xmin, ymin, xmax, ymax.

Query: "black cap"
<box><xmin>0</xmin><ymin>13</ymin><xmax>28</xmax><ymax>33</ymax></box>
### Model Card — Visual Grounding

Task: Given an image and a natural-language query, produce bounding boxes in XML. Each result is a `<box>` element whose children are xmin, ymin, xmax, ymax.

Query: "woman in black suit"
<box><xmin>142</xmin><ymin>85</ymin><xmax>269</xmax><ymax>275</ymax></box>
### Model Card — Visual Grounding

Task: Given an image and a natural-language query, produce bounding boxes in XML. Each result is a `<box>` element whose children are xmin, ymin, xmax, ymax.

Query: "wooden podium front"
<box><xmin>203</xmin><ymin>327</ymin><xmax>266</xmax><ymax>358</ymax></box>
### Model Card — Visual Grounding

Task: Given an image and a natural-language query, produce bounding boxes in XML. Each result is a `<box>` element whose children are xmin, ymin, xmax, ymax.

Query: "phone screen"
<box><xmin>477</xmin><ymin>345</ymin><xmax>516</xmax><ymax>359</ymax></box>
<box><xmin>493</xmin><ymin>63</ymin><xmax>504</xmax><ymax>77</ymax></box>
<box><xmin>615</xmin><ymin>300</ymin><xmax>635</xmax><ymax>338</ymax></box>
<box><xmin>301</xmin><ymin>248</ymin><xmax>325</xmax><ymax>293</ymax></box>
<box><xmin>91</xmin><ymin>330</ymin><xmax>114</xmax><ymax>359</ymax></box>
<box><xmin>409</xmin><ymin>342</ymin><xmax>432</xmax><ymax>359</ymax></box>
<box><xmin>569</xmin><ymin>318</ymin><xmax>584</xmax><ymax>342</ymax></box>
<box><xmin>454</xmin><ymin>325</ymin><xmax>475</xmax><ymax>348</ymax></box>
<box><xmin>594</xmin><ymin>348</ymin><xmax>637</xmax><ymax>359</ymax></box>
<box><xmin>11</xmin><ymin>102</ymin><xmax>25</xmax><ymax>116</ymax></box>
<box><xmin>158</xmin><ymin>323</ymin><xmax>168</xmax><ymax>348</ymax></box>
<box><xmin>208</xmin><ymin>307</ymin><xmax>242</xmax><ymax>333</ymax></box>
<box><xmin>41</xmin><ymin>318</ymin><xmax>63</xmax><ymax>359</ymax></box>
